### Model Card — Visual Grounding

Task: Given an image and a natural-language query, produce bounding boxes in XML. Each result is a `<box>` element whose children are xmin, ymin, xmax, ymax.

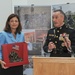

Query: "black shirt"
<box><xmin>43</xmin><ymin>24</ymin><xmax>75</xmax><ymax>57</ymax></box>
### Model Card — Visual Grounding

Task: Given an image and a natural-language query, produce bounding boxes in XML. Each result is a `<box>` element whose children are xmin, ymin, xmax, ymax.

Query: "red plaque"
<box><xmin>2</xmin><ymin>42</ymin><xmax>29</xmax><ymax>67</ymax></box>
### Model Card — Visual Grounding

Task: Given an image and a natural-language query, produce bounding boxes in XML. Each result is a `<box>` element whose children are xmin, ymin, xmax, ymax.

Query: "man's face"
<box><xmin>52</xmin><ymin>11</ymin><xmax>64</xmax><ymax>28</ymax></box>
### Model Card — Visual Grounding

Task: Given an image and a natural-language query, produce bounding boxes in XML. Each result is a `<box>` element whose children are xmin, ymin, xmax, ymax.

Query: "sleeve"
<box><xmin>43</xmin><ymin>31</ymin><xmax>50</xmax><ymax>53</ymax></box>
<box><xmin>20</xmin><ymin>32</ymin><xmax>25</xmax><ymax>42</ymax></box>
<box><xmin>70</xmin><ymin>29</ymin><xmax>75</xmax><ymax>53</ymax></box>
<box><xmin>0</xmin><ymin>32</ymin><xmax>6</xmax><ymax>59</ymax></box>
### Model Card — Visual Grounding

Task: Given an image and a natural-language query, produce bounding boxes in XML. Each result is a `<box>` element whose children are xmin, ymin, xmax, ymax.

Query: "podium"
<box><xmin>32</xmin><ymin>56</ymin><xmax>75</xmax><ymax>75</ymax></box>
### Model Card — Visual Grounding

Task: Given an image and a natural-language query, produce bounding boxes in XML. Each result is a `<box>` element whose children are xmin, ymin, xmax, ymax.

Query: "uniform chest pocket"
<box><xmin>48</xmin><ymin>35</ymin><xmax>55</xmax><ymax>42</ymax></box>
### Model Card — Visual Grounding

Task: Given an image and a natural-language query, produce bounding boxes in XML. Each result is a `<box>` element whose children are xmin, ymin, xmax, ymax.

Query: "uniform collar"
<box><xmin>55</xmin><ymin>24</ymin><xmax>66</xmax><ymax>30</ymax></box>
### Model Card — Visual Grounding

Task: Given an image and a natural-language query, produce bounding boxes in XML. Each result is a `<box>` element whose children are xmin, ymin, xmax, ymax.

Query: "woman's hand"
<box><xmin>0</xmin><ymin>60</ymin><xmax>8</xmax><ymax>69</ymax></box>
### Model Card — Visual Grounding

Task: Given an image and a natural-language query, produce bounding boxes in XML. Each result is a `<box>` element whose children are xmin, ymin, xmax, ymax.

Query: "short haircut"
<box><xmin>53</xmin><ymin>9</ymin><xmax>66</xmax><ymax>20</ymax></box>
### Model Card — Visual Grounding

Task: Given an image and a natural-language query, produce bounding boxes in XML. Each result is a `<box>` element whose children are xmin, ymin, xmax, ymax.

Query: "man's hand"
<box><xmin>63</xmin><ymin>37</ymin><xmax>71</xmax><ymax>49</ymax></box>
<box><xmin>48</xmin><ymin>42</ymin><xmax>56</xmax><ymax>51</ymax></box>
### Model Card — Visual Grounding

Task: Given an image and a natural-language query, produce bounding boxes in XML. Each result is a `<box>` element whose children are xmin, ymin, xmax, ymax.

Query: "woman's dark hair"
<box><xmin>4</xmin><ymin>14</ymin><xmax>22</xmax><ymax>34</ymax></box>
<box><xmin>53</xmin><ymin>9</ymin><xmax>67</xmax><ymax>20</ymax></box>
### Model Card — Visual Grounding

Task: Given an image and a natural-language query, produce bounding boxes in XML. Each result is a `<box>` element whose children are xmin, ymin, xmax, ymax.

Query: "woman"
<box><xmin>0</xmin><ymin>14</ymin><xmax>25</xmax><ymax>75</ymax></box>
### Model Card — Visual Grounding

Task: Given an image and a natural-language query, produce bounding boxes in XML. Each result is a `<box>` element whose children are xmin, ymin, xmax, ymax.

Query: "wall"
<box><xmin>12</xmin><ymin>0</ymin><xmax>75</xmax><ymax>28</ymax></box>
<box><xmin>12</xmin><ymin>0</ymin><xmax>28</xmax><ymax>13</ymax></box>
<box><xmin>0</xmin><ymin>0</ymin><xmax>75</xmax><ymax>31</ymax></box>
<box><xmin>12</xmin><ymin>0</ymin><xmax>75</xmax><ymax>6</ymax></box>
<box><xmin>27</xmin><ymin>0</ymin><xmax>75</xmax><ymax>5</ymax></box>
<box><xmin>0</xmin><ymin>0</ymin><xmax>12</xmax><ymax>31</ymax></box>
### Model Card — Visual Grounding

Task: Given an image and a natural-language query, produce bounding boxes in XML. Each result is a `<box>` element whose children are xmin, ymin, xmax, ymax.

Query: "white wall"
<box><xmin>12</xmin><ymin>0</ymin><xmax>75</xmax><ymax>13</ymax></box>
<box><xmin>0</xmin><ymin>0</ymin><xmax>75</xmax><ymax>31</ymax></box>
<box><xmin>12</xmin><ymin>0</ymin><xmax>75</xmax><ymax>9</ymax></box>
<box><xmin>12</xmin><ymin>0</ymin><xmax>28</xmax><ymax>13</ymax></box>
<box><xmin>0</xmin><ymin>0</ymin><xmax>12</xmax><ymax>31</ymax></box>
<box><xmin>12</xmin><ymin>0</ymin><xmax>75</xmax><ymax>28</ymax></box>
<box><xmin>27</xmin><ymin>0</ymin><xmax>75</xmax><ymax>5</ymax></box>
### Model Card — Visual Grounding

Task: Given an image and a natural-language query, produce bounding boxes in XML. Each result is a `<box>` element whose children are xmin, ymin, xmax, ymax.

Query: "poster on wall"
<box><xmin>14</xmin><ymin>5</ymin><xmax>51</xmax><ymax>75</ymax></box>
<box><xmin>52</xmin><ymin>3</ymin><xmax>75</xmax><ymax>29</ymax></box>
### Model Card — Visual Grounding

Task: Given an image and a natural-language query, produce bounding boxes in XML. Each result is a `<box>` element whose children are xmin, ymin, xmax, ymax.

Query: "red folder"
<box><xmin>2</xmin><ymin>42</ymin><xmax>29</xmax><ymax>67</ymax></box>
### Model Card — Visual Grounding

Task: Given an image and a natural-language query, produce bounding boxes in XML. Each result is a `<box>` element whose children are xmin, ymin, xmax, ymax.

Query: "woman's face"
<box><xmin>9</xmin><ymin>17</ymin><xmax>19</xmax><ymax>30</ymax></box>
